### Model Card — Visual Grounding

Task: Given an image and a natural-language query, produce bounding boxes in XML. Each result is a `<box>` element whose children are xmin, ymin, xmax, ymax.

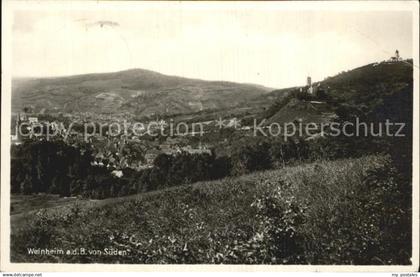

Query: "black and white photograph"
<box><xmin>1</xmin><ymin>0</ymin><xmax>419</xmax><ymax>272</ymax></box>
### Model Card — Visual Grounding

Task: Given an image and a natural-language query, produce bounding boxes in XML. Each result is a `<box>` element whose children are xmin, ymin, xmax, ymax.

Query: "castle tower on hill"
<box><xmin>307</xmin><ymin>76</ymin><xmax>313</xmax><ymax>94</ymax></box>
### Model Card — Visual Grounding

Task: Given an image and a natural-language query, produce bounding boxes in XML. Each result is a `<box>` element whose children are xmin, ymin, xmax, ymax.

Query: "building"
<box><xmin>226</xmin><ymin>117</ymin><xmax>240</xmax><ymax>128</ymax></box>
<box><xmin>145</xmin><ymin>149</ymin><xmax>160</xmax><ymax>164</ymax></box>
<box><xmin>11</xmin><ymin>113</ymin><xmax>23</xmax><ymax>145</ymax></box>
<box><xmin>389</xmin><ymin>50</ymin><xmax>402</xmax><ymax>62</ymax></box>
<box><xmin>19</xmin><ymin>113</ymin><xmax>27</xmax><ymax>121</ymax></box>
<box><xmin>111</xmin><ymin>170</ymin><xmax>123</xmax><ymax>178</ymax></box>
<box><xmin>307</xmin><ymin>76</ymin><xmax>314</xmax><ymax>94</ymax></box>
<box><xmin>181</xmin><ymin>143</ymin><xmax>212</xmax><ymax>155</ymax></box>
<box><xmin>308</xmin><ymin>86</ymin><xmax>314</xmax><ymax>94</ymax></box>
<box><xmin>11</xmin><ymin>133</ymin><xmax>22</xmax><ymax>145</ymax></box>
<box><xmin>28</xmin><ymin>117</ymin><xmax>38</xmax><ymax>124</ymax></box>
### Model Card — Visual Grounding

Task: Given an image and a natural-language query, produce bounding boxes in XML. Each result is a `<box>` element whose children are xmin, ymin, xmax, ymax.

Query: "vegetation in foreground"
<box><xmin>11</xmin><ymin>155</ymin><xmax>411</xmax><ymax>265</ymax></box>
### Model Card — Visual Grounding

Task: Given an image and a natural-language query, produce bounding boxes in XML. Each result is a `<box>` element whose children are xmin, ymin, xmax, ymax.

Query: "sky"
<box><xmin>11</xmin><ymin>3</ymin><xmax>414</xmax><ymax>88</ymax></box>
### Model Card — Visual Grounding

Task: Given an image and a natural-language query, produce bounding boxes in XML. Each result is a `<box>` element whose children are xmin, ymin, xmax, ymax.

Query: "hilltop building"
<box><xmin>389</xmin><ymin>50</ymin><xmax>402</xmax><ymax>62</ymax></box>
<box><xmin>306</xmin><ymin>76</ymin><xmax>314</xmax><ymax>94</ymax></box>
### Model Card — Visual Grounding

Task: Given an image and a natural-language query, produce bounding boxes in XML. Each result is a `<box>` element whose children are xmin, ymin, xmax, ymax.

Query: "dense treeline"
<box><xmin>11</xmin><ymin>141</ymin><xmax>93</xmax><ymax>196</ymax></box>
<box><xmin>11</xmin><ymin>138</ymin><xmax>319</xmax><ymax>199</ymax></box>
<box><xmin>11</xmin><ymin>141</ymin><xmax>231</xmax><ymax>199</ymax></box>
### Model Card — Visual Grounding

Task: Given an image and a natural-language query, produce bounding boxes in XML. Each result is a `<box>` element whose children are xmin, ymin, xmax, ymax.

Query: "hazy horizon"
<box><xmin>12</xmin><ymin>3</ymin><xmax>414</xmax><ymax>88</ymax></box>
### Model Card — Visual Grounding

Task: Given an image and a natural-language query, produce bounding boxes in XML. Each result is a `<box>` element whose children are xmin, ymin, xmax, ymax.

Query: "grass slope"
<box><xmin>11</xmin><ymin>155</ymin><xmax>411</xmax><ymax>264</ymax></box>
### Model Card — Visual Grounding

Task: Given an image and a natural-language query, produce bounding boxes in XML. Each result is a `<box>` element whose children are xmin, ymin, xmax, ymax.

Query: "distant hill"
<box><xmin>12</xmin><ymin>69</ymin><xmax>273</xmax><ymax>116</ymax></box>
<box><xmin>265</xmin><ymin>60</ymin><xmax>413</xmax><ymax>124</ymax></box>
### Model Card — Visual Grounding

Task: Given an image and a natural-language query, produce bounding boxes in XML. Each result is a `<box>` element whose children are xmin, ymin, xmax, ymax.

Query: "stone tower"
<box><xmin>307</xmin><ymin>76</ymin><xmax>313</xmax><ymax>94</ymax></box>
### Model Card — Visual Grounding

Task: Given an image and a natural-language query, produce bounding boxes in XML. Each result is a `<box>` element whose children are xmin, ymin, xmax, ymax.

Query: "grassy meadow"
<box><xmin>10</xmin><ymin>155</ymin><xmax>411</xmax><ymax>264</ymax></box>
